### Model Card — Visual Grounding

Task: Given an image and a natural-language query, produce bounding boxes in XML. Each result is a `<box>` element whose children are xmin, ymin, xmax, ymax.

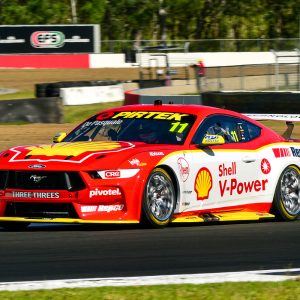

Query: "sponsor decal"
<box><xmin>0</xmin><ymin>36</ymin><xmax>25</xmax><ymax>44</ymax></box>
<box><xmin>28</xmin><ymin>164</ymin><xmax>46</xmax><ymax>169</ymax></box>
<box><xmin>219</xmin><ymin>162</ymin><xmax>236</xmax><ymax>177</ymax></box>
<box><xmin>177</xmin><ymin>157</ymin><xmax>190</xmax><ymax>182</ymax></box>
<box><xmin>272</xmin><ymin>146</ymin><xmax>300</xmax><ymax>158</ymax></box>
<box><xmin>96</xmin><ymin>112</ymin><xmax>115</xmax><ymax>120</ymax></box>
<box><xmin>89</xmin><ymin>187</ymin><xmax>121</xmax><ymax>198</ymax></box>
<box><xmin>104</xmin><ymin>170</ymin><xmax>121</xmax><ymax>178</ymax></box>
<box><xmin>30</xmin><ymin>31</ymin><xmax>90</xmax><ymax>48</ymax></box>
<box><xmin>218</xmin><ymin>161</ymin><xmax>269</xmax><ymax>197</ymax></box>
<box><xmin>203</xmin><ymin>134</ymin><xmax>223</xmax><ymax>144</ymax></box>
<box><xmin>111</xmin><ymin>111</ymin><xmax>189</xmax><ymax>121</ymax></box>
<box><xmin>183</xmin><ymin>191</ymin><xmax>192</xmax><ymax>194</ymax></box>
<box><xmin>81</xmin><ymin>204</ymin><xmax>124</xmax><ymax>213</ymax></box>
<box><xmin>10</xmin><ymin>191</ymin><xmax>60</xmax><ymax>199</ymax></box>
<box><xmin>219</xmin><ymin>178</ymin><xmax>268</xmax><ymax>197</ymax></box>
<box><xmin>81</xmin><ymin>205</ymin><xmax>98</xmax><ymax>213</ymax></box>
<box><xmin>272</xmin><ymin>148</ymin><xmax>291</xmax><ymax>158</ymax></box>
<box><xmin>97</xmin><ymin>169</ymin><xmax>140</xmax><ymax>179</ymax></box>
<box><xmin>128</xmin><ymin>158</ymin><xmax>146</xmax><ymax>167</ymax></box>
<box><xmin>80</xmin><ymin>119</ymin><xmax>122</xmax><ymax>129</ymax></box>
<box><xmin>98</xmin><ymin>204</ymin><xmax>124</xmax><ymax>212</ymax></box>
<box><xmin>26</xmin><ymin>141</ymin><xmax>122</xmax><ymax>157</ymax></box>
<box><xmin>30</xmin><ymin>31</ymin><xmax>65</xmax><ymax>48</ymax></box>
<box><xmin>194</xmin><ymin>167</ymin><xmax>212</xmax><ymax>200</ymax></box>
<box><xmin>149</xmin><ymin>151</ymin><xmax>164</xmax><ymax>156</ymax></box>
<box><xmin>129</xmin><ymin>158</ymin><xmax>140</xmax><ymax>166</ymax></box>
<box><xmin>290</xmin><ymin>147</ymin><xmax>300</xmax><ymax>158</ymax></box>
<box><xmin>261</xmin><ymin>158</ymin><xmax>271</xmax><ymax>174</ymax></box>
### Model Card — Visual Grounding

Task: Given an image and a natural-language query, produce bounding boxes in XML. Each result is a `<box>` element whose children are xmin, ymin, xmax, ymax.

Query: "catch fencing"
<box><xmin>136</xmin><ymin>49</ymin><xmax>300</xmax><ymax>92</ymax></box>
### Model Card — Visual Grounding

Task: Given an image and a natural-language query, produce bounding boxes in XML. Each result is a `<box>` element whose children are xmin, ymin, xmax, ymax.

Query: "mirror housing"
<box><xmin>200</xmin><ymin>134</ymin><xmax>225</xmax><ymax>147</ymax></box>
<box><xmin>53</xmin><ymin>132</ymin><xmax>67</xmax><ymax>143</ymax></box>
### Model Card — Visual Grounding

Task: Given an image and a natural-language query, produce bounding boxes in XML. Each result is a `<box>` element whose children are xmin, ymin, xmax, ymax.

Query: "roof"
<box><xmin>102</xmin><ymin>104</ymin><xmax>239</xmax><ymax>118</ymax></box>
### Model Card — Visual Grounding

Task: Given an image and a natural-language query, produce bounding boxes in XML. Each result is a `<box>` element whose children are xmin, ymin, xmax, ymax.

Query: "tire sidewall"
<box><xmin>273</xmin><ymin>165</ymin><xmax>300</xmax><ymax>221</ymax></box>
<box><xmin>142</xmin><ymin>168</ymin><xmax>176</xmax><ymax>228</ymax></box>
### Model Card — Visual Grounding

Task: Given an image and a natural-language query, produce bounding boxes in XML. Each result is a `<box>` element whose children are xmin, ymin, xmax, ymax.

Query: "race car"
<box><xmin>0</xmin><ymin>103</ymin><xmax>299</xmax><ymax>229</ymax></box>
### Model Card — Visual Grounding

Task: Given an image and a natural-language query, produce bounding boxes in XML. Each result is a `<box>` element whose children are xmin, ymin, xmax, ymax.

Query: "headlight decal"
<box><xmin>90</xmin><ymin>169</ymin><xmax>140</xmax><ymax>179</ymax></box>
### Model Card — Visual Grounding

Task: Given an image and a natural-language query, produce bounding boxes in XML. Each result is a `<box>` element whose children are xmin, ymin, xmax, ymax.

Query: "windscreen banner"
<box><xmin>0</xmin><ymin>24</ymin><xmax>100</xmax><ymax>54</ymax></box>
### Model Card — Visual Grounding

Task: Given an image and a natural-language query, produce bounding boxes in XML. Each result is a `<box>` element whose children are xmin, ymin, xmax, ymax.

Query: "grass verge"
<box><xmin>0</xmin><ymin>281</ymin><xmax>299</xmax><ymax>300</ymax></box>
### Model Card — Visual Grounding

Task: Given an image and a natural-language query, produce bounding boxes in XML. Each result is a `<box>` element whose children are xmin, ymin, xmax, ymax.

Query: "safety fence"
<box><xmin>101</xmin><ymin>38</ymin><xmax>300</xmax><ymax>54</ymax></box>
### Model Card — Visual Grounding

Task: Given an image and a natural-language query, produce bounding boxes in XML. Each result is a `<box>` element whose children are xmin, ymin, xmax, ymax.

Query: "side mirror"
<box><xmin>200</xmin><ymin>134</ymin><xmax>225</xmax><ymax>147</ymax></box>
<box><xmin>53</xmin><ymin>132</ymin><xmax>67</xmax><ymax>143</ymax></box>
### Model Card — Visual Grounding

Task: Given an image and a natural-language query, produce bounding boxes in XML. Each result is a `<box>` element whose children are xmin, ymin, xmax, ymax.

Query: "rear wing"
<box><xmin>244</xmin><ymin>114</ymin><xmax>300</xmax><ymax>122</ymax></box>
<box><xmin>244</xmin><ymin>114</ymin><xmax>300</xmax><ymax>139</ymax></box>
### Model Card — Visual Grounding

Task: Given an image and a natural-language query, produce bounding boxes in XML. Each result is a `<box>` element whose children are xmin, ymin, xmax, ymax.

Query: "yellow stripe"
<box><xmin>0</xmin><ymin>217</ymin><xmax>139</xmax><ymax>224</ymax></box>
<box><xmin>171</xmin><ymin>212</ymin><xmax>275</xmax><ymax>223</ymax></box>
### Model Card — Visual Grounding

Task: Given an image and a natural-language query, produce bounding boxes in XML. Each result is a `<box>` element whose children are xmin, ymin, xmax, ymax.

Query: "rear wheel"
<box><xmin>142</xmin><ymin>168</ymin><xmax>176</xmax><ymax>228</ymax></box>
<box><xmin>272</xmin><ymin>165</ymin><xmax>300</xmax><ymax>220</ymax></box>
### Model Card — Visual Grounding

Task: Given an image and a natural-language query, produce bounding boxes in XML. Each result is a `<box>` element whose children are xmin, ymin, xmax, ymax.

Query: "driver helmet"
<box><xmin>138</xmin><ymin>124</ymin><xmax>158</xmax><ymax>143</ymax></box>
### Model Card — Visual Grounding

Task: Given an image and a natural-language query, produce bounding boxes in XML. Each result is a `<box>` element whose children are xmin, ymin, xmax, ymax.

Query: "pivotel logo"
<box><xmin>290</xmin><ymin>147</ymin><xmax>300</xmax><ymax>158</ymax></box>
<box><xmin>89</xmin><ymin>187</ymin><xmax>122</xmax><ymax>198</ymax></box>
<box><xmin>30</xmin><ymin>31</ymin><xmax>65</xmax><ymax>48</ymax></box>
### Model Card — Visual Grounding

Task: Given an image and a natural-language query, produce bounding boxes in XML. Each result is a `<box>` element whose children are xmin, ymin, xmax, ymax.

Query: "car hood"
<box><xmin>0</xmin><ymin>141</ymin><xmax>175</xmax><ymax>171</ymax></box>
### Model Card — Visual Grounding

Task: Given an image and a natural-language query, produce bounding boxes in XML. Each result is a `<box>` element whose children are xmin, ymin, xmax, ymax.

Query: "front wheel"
<box><xmin>272</xmin><ymin>165</ymin><xmax>300</xmax><ymax>221</ymax></box>
<box><xmin>142</xmin><ymin>168</ymin><xmax>176</xmax><ymax>228</ymax></box>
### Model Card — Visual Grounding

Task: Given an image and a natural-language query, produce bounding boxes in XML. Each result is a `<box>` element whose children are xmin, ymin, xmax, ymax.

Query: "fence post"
<box><xmin>239</xmin><ymin>65</ymin><xmax>244</xmax><ymax>90</ymax></box>
<box><xmin>271</xmin><ymin>49</ymin><xmax>279</xmax><ymax>91</ymax></box>
<box><xmin>296</xmin><ymin>48</ymin><xmax>300</xmax><ymax>91</ymax></box>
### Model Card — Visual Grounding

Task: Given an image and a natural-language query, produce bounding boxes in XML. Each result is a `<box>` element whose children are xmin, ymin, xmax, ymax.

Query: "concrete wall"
<box><xmin>0</xmin><ymin>51</ymin><xmax>287</xmax><ymax>69</ymax></box>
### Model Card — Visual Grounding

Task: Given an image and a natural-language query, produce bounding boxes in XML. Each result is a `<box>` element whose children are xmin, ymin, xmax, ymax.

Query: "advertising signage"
<box><xmin>0</xmin><ymin>24</ymin><xmax>100</xmax><ymax>54</ymax></box>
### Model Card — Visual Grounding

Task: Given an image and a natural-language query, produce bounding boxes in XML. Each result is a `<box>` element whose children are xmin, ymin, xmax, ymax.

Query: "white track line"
<box><xmin>0</xmin><ymin>268</ymin><xmax>299</xmax><ymax>291</ymax></box>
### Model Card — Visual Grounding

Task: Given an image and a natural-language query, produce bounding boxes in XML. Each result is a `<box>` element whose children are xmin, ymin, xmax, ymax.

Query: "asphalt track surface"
<box><xmin>0</xmin><ymin>220</ymin><xmax>299</xmax><ymax>283</ymax></box>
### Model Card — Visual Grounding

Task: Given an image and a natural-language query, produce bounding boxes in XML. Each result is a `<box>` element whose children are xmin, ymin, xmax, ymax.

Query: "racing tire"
<box><xmin>0</xmin><ymin>222</ymin><xmax>30</xmax><ymax>231</ymax></box>
<box><xmin>142</xmin><ymin>168</ymin><xmax>176</xmax><ymax>228</ymax></box>
<box><xmin>272</xmin><ymin>165</ymin><xmax>300</xmax><ymax>221</ymax></box>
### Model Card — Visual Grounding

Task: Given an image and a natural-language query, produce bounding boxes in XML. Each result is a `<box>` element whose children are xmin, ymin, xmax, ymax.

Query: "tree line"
<box><xmin>0</xmin><ymin>0</ymin><xmax>299</xmax><ymax>42</ymax></box>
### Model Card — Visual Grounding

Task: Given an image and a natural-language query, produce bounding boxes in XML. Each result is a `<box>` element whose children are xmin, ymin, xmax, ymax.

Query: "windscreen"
<box><xmin>64</xmin><ymin>110</ymin><xmax>196</xmax><ymax>145</ymax></box>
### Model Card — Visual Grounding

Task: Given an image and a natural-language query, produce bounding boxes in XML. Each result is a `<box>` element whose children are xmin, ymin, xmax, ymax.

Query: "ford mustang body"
<box><xmin>0</xmin><ymin>104</ymin><xmax>299</xmax><ymax>229</ymax></box>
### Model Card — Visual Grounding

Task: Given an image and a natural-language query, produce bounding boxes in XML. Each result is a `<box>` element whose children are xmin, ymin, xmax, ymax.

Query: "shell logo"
<box><xmin>26</xmin><ymin>142</ymin><xmax>122</xmax><ymax>157</ymax></box>
<box><xmin>194</xmin><ymin>167</ymin><xmax>213</xmax><ymax>200</ymax></box>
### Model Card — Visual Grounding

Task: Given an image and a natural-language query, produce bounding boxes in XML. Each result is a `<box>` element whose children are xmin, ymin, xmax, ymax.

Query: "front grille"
<box><xmin>5</xmin><ymin>171</ymin><xmax>85</xmax><ymax>191</ymax></box>
<box><xmin>5</xmin><ymin>202</ymin><xmax>78</xmax><ymax>219</ymax></box>
<box><xmin>0</xmin><ymin>171</ymin><xmax>8</xmax><ymax>189</ymax></box>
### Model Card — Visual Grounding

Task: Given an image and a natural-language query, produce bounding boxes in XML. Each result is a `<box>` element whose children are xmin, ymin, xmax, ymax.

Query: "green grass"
<box><xmin>0</xmin><ymin>281</ymin><xmax>299</xmax><ymax>300</ymax></box>
<box><xmin>0</xmin><ymin>91</ymin><xmax>34</xmax><ymax>100</ymax></box>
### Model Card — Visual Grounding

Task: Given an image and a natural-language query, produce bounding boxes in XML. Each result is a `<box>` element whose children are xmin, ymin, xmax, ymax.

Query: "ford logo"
<box><xmin>28</xmin><ymin>164</ymin><xmax>46</xmax><ymax>169</ymax></box>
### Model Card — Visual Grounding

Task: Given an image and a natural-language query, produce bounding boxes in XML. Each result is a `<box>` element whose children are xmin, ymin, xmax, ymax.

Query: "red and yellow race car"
<box><xmin>0</xmin><ymin>103</ymin><xmax>299</xmax><ymax>229</ymax></box>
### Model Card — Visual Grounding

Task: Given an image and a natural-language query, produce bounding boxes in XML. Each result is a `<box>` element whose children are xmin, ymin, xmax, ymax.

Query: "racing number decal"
<box><xmin>169</xmin><ymin>122</ymin><xmax>189</xmax><ymax>133</ymax></box>
<box><xmin>230</xmin><ymin>130</ymin><xmax>239</xmax><ymax>142</ymax></box>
